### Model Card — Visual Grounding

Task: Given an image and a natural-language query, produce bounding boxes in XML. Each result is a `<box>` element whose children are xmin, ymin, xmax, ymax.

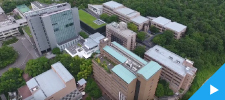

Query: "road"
<box><xmin>142</xmin><ymin>32</ymin><xmax>163</xmax><ymax>48</ymax></box>
<box><xmin>0</xmin><ymin>35</ymin><xmax>39</xmax><ymax>75</ymax></box>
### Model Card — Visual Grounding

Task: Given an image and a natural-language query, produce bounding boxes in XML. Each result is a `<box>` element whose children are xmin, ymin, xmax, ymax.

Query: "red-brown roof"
<box><xmin>23</xmin><ymin>73</ymin><xmax>32</xmax><ymax>82</ymax></box>
<box><xmin>17</xmin><ymin>85</ymin><xmax>32</xmax><ymax>99</ymax></box>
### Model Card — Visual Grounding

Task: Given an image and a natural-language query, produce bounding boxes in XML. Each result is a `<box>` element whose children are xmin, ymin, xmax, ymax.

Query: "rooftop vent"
<box><xmin>132</xmin><ymin>67</ymin><xmax>137</xmax><ymax>71</ymax></box>
<box><xmin>169</xmin><ymin>56</ymin><xmax>173</xmax><ymax>60</ymax></box>
<box><xmin>176</xmin><ymin>60</ymin><xmax>180</xmax><ymax>64</ymax></box>
<box><xmin>155</xmin><ymin>49</ymin><xmax>159</xmax><ymax>52</ymax></box>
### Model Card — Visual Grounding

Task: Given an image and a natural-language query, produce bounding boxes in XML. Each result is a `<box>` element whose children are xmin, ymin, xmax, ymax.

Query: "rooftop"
<box><xmin>151</xmin><ymin>16</ymin><xmax>171</xmax><ymax>26</ymax></box>
<box><xmin>145</xmin><ymin>45</ymin><xmax>196</xmax><ymax>76</ymax></box>
<box><xmin>31</xmin><ymin>1</ymin><xmax>49</xmax><ymax>9</ymax></box>
<box><xmin>61</xmin><ymin>89</ymin><xmax>82</xmax><ymax>100</ymax></box>
<box><xmin>111</xmin><ymin>64</ymin><xmax>136</xmax><ymax>84</ymax></box>
<box><xmin>16</xmin><ymin>4</ymin><xmax>31</xmax><ymax>13</ymax></box>
<box><xmin>131</xmin><ymin>15</ymin><xmax>149</xmax><ymax>24</ymax></box>
<box><xmin>0</xmin><ymin>14</ymin><xmax>8</xmax><ymax>22</ymax></box>
<box><xmin>51</xmin><ymin>62</ymin><xmax>74</xmax><ymax>83</ymax></box>
<box><xmin>164</xmin><ymin>22</ymin><xmax>187</xmax><ymax>33</ymax></box>
<box><xmin>103</xmin><ymin>45</ymin><xmax>127</xmax><ymax>63</ymax></box>
<box><xmin>89</xmin><ymin>32</ymin><xmax>105</xmax><ymax>44</ymax></box>
<box><xmin>103</xmin><ymin>1</ymin><xmax>123</xmax><ymax>9</ymax></box>
<box><xmin>88</xmin><ymin>4</ymin><xmax>103</xmax><ymax>9</ymax></box>
<box><xmin>84</xmin><ymin>38</ymin><xmax>98</xmax><ymax>49</ymax></box>
<box><xmin>137</xmin><ymin>61</ymin><xmax>162</xmax><ymax>80</ymax></box>
<box><xmin>115</xmin><ymin>7</ymin><xmax>138</xmax><ymax>18</ymax></box>
<box><xmin>78</xmin><ymin>10</ymin><xmax>106</xmax><ymax>29</ymax></box>
<box><xmin>78</xmin><ymin>78</ymin><xmax>87</xmax><ymax>86</ymax></box>
<box><xmin>17</xmin><ymin>85</ymin><xmax>32</xmax><ymax>99</ymax></box>
<box><xmin>107</xmin><ymin>22</ymin><xmax>136</xmax><ymax>37</ymax></box>
<box><xmin>23</xmin><ymin>26</ymin><xmax>32</xmax><ymax>37</ymax></box>
<box><xmin>0</xmin><ymin>6</ymin><xmax>4</xmax><ymax>13</ymax></box>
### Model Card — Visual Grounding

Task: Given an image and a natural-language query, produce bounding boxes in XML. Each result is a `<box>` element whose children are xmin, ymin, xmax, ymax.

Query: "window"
<box><xmin>54</xmin><ymin>28</ymin><xmax>59</xmax><ymax>32</ymax></box>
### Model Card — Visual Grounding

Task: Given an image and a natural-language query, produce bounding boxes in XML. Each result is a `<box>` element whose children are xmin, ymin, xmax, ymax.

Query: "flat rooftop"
<box><xmin>31</xmin><ymin>1</ymin><xmax>49</xmax><ymax>9</ymax></box>
<box><xmin>151</xmin><ymin>16</ymin><xmax>171</xmax><ymax>26</ymax></box>
<box><xmin>137</xmin><ymin>61</ymin><xmax>161</xmax><ymax>80</ymax></box>
<box><xmin>131</xmin><ymin>15</ymin><xmax>149</xmax><ymax>24</ymax></box>
<box><xmin>103</xmin><ymin>1</ymin><xmax>123</xmax><ymax>9</ymax></box>
<box><xmin>17</xmin><ymin>4</ymin><xmax>31</xmax><ymax>13</ymax></box>
<box><xmin>0</xmin><ymin>6</ymin><xmax>4</xmax><ymax>13</ymax></box>
<box><xmin>115</xmin><ymin>7</ymin><xmax>139</xmax><ymax>18</ymax></box>
<box><xmin>0</xmin><ymin>14</ymin><xmax>8</xmax><ymax>22</ymax></box>
<box><xmin>164</xmin><ymin>22</ymin><xmax>187</xmax><ymax>33</ymax></box>
<box><xmin>107</xmin><ymin>22</ymin><xmax>136</xmax><ymax>37</ymax></box>
<box><xmin>89</xmin><ymin>32</ymin><xmax>105</xmax><ymax>44</ymax></box>
<box><xmin>52</xmin><ymin>62</ymin><xmax>74</xmax><ymax>83</ymax></box>
<box><xmin>145</xmin><ymin>45</ymin><xmax>193</xmax><ymax>76</ymax></box>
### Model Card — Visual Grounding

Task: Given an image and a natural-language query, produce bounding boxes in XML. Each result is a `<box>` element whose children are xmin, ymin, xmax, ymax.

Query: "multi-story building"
<box><xmin>103</xmin><ymin>1</ymin><xmax>149</xmax><ymax>32</ymax></box>
<box><xmin>25</xmin><ymin>3</ymin><xmax>81</xmax><ymax>55</ymax></box>
<box><xmin>150</xmin><ymin>16</ymin><xmax>187</xmax><ymax>39</ymax></box>
<box><xmin>144</xmin><ymin>45</ymin><xmax>197</xmax><ymax>92</ymax></box>
<box><xmin>15</xmin><ymin>4</ymin><xmax>31</xmax><ymax>18</ymax></box>
<box><xmin>17</xmin><ymin>62</ymin><xmax>82</xmax><ymax>100</ymax></box>
<box><xmin>106</xmin><ymin>22</ymin><xmax>136</xmax><ymax>50</ymax></box>
<box><xmin>88</xmin><ymin>4</ymin><xmax>103</xmax><ymax>15</ymax></box>
<box><xmin>92</xmin><ymin>38</ymin><xmax>162</xmax><ymax>100</ymax></box>
<box><xmin>31</xmin><ymin>1</ymin><xmax>50</xmax><ymax>10</ymax></box>
<box><xmin>0</xmin><ymin>6</ymin><xmax>27</xmax><ymax>41</ymax></box>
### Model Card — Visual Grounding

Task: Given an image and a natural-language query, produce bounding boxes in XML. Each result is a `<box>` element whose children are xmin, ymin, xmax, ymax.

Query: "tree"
<box><xmin>127</xmin><ymin>22</ymin><xmax>138</xmax><ymax>32</ymax></box>
<box><xmin>152</xmin><ymin>30</ymin><xmax>175</xmax><ymax>45</ymax></box>
<box><xmin>79</xmin><ymin>31</ymin><xmax>89</xmax><ymax>39</ymax></box>
<box><xmin>25</xmin><ymin>57</ymin><xmax>51</xmax><ymax>77</ymax></box>
<box><xmin>0</xmin><ymin>46</ymin><xmax>18</xmax><ymax>69</ymax></box>
<box><xmin>150</xmin><ymin>26</ymin><xmax>159</xmax><ymax>33</ymax></box>
<box><xmin>86</xmin><ymin>95</ymin><xmax>92</xmax><ymax>100</ymax></box>
<box><xmin>77</xmin><ymin>60</ymin><xmax>92</xmax><ymax>80</ymax></box>
<box><xmin>0</xmin><ymin>68</ymin><xmax>25</xmax><ymax>94</ymax></box>
<box><xmin>100</xmin><ymin>13</ymin><xmax>109</xmax><ymax>23</ymax></box>
<box><xmin>137</xmin><ymin>32</ymin><xmax>146</xmax><ymax>41</ymax></box>
<box><xmin>85</xmin><ymin>78</ymin><xmax>102</xmax><ymax>98</ymax></box>
<box><xmin>52</xmin><ymin>47</ymin><xmax>61</xmax><ymax>54</ymax></box>
<box><xmin>109</xmin><ymin>15</ymin><xmax>119</xmax><ymax>22</ymax></box>
<box><xmin>133</xmin><ymin>46</ymin><xmax>146</xmax><ymax>58</ymax></box>
<box><xmin>155</xmin><ymin>83</ymin><xmax>164</xmax><ymax>97</ymax></box>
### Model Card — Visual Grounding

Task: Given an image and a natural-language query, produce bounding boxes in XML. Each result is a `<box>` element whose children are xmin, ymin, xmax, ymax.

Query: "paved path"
<box><xmin>0</xmin><ymin>94</ymin><xmax>7</xmax><ymax>100</ymax></box>
<box><xmin>0</xmin><ymin>35</ymin><xmax>39</xmax><ymax>75</ymax></box>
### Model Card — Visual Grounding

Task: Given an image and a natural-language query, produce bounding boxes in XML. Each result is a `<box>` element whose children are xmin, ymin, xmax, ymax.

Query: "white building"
<box><xmin>88</xmin><ymin>4</ymin><xmax>103</xmax><ymax>15</ymax></box>
<box><xmin>65</xmin><ymin>32</ymin><xmax>105</xmax><ymax>58</ymax></box>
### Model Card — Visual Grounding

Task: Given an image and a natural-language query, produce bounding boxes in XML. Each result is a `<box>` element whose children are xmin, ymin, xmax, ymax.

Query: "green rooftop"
<box><xmin>112</xmin><ymin>64</ymin><xmax>136</xmax><ymax>84</ymax></box>
<box><xmin>137</xmin><ymin>61</ymin><xmax>162</xmax><ymax>80</ymax></box>
<box><xmin>17</xmin><ymin>4</ymin><xmax>30</xmax><ymax>13</ymax></box>
<box><xmin>103</xmin><ymin>46</ymin><xmax>127</xmax><ymax>63</ymax></box>
<box><xmin>23</xmin><ymin>26</ymin><xmax>32</xmax><ymax>37</ymax></box>
<box><xmin>112</xmin><ymin>42</ymin><xmax>148</xmax><ymax>65</ymax></box>
<box><xmin>78</xmin><ymin>10</ymin><xmax>106</xmax><ymax>29</ymax></box>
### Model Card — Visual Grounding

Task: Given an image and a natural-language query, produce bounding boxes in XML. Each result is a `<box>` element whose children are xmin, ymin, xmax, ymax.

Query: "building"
<box><xmin>0</xmin><ymin>6</ymin><xmax>27</xmax><ymax>41</ymax></box>
<box><xmin>144</xmin><ymin>45</ymin><xmax>197</xmax><ymax>92</ymax></box>
<box><xmin>17</xmin><ymin>62</ymin><xmax>82</xmax><ymax>100</ymax></box>
<box><xmin>92</xmin><ymin>38</ymin><xmax>162</xmax><ymax>100</ymax></box>
<box><xmin>14</xmin><ymin>4</ymin><xmax>31</xmax><ymax>18</ymax></box>
<box><xmin>31</xmin><ymin>1</ymin><xmax>50</xmax><ymax>10</ymax></box>
<box><xmin>25</xmin><ymin>3</ymin><xmax>81</xmax><ymax>55</ymax></box>
<box><xmin>88</xmin><ymin>4</ymin><xmax>103</xmax><ymax>15</ymax></box>
<box><xmin>102</xmin><ymin>1</ymin><xmax>149</xmax><ymax>32</ymax></box>
<box><xmin>150</xmin><ymin>16</ymin><xmax>187</xmax><ymax>39</ymax></box>
<box><xmin>65</xmin><ymin>32</ymin><xmax>105</xmax><ymax>58</ymax></box>
<box><xmin>106</xmin><ymin>22</ymin><xmax>136</xmax><ymax>50</ymax></box>
<box><xmin>77</xmin><ymin>78</ymin><xmax>87</xmax><ymax>91</ymax></box>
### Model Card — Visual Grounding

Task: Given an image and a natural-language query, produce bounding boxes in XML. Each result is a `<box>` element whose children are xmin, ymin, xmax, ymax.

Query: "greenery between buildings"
<box><xmin>150</xmin><ymin>26</ymin><xmax>159</xmax><ymax>34</ymax></box>
<box><xmin>79</xmin><ymin>10</ymin><xmax>106</xmax><ymax>29</ymax></box>
<box><xmin>155</xmin><ymin>79</ymin><xmax>174</xmax><ymax>97</ymax></box>
<box><xmin>52</xmin><ymin>47</ymin><xmax>61</xmax><ymax>55</ymax></box>
<box><xmin>23</xmin><ymin>26</ymin><xmax>32</xmax><ymax>37</ymax></box>
<box><xmin>133</xmin><ymin>45</ymin><xmax>146</xmax><ymax>58</ymax></box>
<box><xmin>137</xmin><ymin>32</ymin><xmax>147</xmax><ymax>41</ymax></box>
<box><xmin>100</xmin><ymin>13</ymin><xmax>119</xmax><ymax>23</ymax></box>
<box><xmin>0</xmin><ymin>46</ymin><xmax>18</xmax><ymax>69</ymax></box>
<box><xmin>14</xmin><ymin>14</ymin><xmax>22</xmax><ymax>20</ymax></box>
<box><xmin>85</xmin><ymin>78</ymin><xmax>102</xmax><ymax>99</ymax></box>
<box><xmin>79</xmin><ymin>31</ymin><xmax>89</xmax><ymax>39</ymax></box>
<box><xmin>0</xmin><ymin>68</ymin><xmax>25</xmax><ymax>94</ymax></box>
<box><xmin>127</xmin><ymin>22</ymin><xmax>138</xmax><ymax>32</ymax></box>
<box><xmin>2</xmin><ymin>37</ymin><xmax>18</xmax><ymax>46</ymax></box>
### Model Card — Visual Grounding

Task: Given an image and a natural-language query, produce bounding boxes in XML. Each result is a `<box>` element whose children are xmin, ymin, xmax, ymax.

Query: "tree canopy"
<box><xmin>100</xmin><ymin>13</ymin><xmax>119</xmax><ymax>23</ymax></box>
<box><xmin>52</xmin><ymin>47</ymin><xmax>61</xmax><ymax>55</ymax></box>
<box><xmin>155</xmin><ymin>79</ymin><xmax>173</xmax><ymax>97</ymax></box>
<box><xmin>85</xmin><ymin>78</ymin><xmax>102</xmax><ymax>99</ymax></box>
<box><xmin>0</xmin><ymin>68</ymin><xmax>25</xmax><ymax>94</ymax></box>
<box><xmin>133</xmin><ymin>45</ymin><xmax>146</xmax><ymax>58</ymax></box>
<box><xmin>137</xmin><ymin>32</ymin><xmax>147</xmax><ymax>41</ymax></box>
<box><xmin>0</xmin><ymin>46</ymin><xmax>18</xmax><ymax>69</ymax></box>
<box><xmin>127</xmin><ymin>22</ymin><xmax>138</xmax><ymax>32</ymax></box>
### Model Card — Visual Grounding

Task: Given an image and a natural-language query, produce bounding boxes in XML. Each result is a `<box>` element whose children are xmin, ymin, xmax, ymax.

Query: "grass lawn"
<box><xmin>2</xmin><ymin>37</ymin><xmax>18</xmax><ymax>46</ymax></box>
<box><xmin>78</xmin><ymin>10</ymin><xmax>106</xmax><ymax>29</ymax></box>
<box><xmin>23</xmin><ymin>26</ymin><xmax>32</xmax><ymax>37</ymax></box>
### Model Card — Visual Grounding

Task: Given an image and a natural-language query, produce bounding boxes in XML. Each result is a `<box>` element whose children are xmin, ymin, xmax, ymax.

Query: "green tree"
<box><xmin>150</xmin><ymin>26</ymin><xmax>159</xmax><ymax>33</ymax></box>
<box><xmin>100</xmin><ymin>13</ymin><xmax>109</xmax><ymax>23</ymax></box>
<box><xmin>85</xmin><ymin>78</ymin><xmax>102</xmax><ymax>98</ymax></box>
<box><xmin>77</xmin><ymin>60</ymin><xmax>92</xmax><ymax>80</ymax></box>
<box><xmin>25</xmin><ymin>57</ymin><xmax>51</xmax><ymax>77</ymax></box>
<box><xmin>137</xmin><ymin>32</ymin><xmax>146</xmax><ymax>41</ymax></box>
<box><xmin>109</xmin><ymin>15</ymin><xmax>119</xmax><ymax>22</ymax></box>
<box><xmin>52</xmin><ymin>47</ymin><xmax>61</xmax><ymax>54</ymax></box>
<box><xmin>127</xmin><ymin>22</ymin><xmax>138</xmax><ymax>32</ymax></box>
<box><xmin>0</xmin><ymin>68</ymin><xmax>25</xmax><ymax>94</ymax></box>
<box><xmin>86</xmin><ymin>95</ymin><xmax>92</xmax><ymax>100</ymax></box>
<box><xmin>155</xmin><ymin>83</ymin><xmax>164</xmax><ymax>97</ymax></box>
<box><xmin>79</xmin><ymin>31</ymin><xmax>89</xmax><ymax>39</ymax></box>
<box><xmin>133</xmin><ymin>46</ymin><xmax>146</xmax><ymax>58</ymax></box>
<box><xmin>0</xmin><ymin>46</ymin><xmax>18</xmax><ymax>69</ymax></box>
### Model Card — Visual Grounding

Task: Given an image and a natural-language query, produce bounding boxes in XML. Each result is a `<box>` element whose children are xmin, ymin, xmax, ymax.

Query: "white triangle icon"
<box><xmin>210</xmin><ymin>85</ymin><xmax>218</xmax><ymax>95</ymax></box>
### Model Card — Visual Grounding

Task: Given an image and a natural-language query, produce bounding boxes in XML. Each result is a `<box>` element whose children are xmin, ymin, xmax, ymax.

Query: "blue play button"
<box><xmin>189</xmin><ymin>64</ymin><xmax>225</xmax><ymax>100</ymax></box>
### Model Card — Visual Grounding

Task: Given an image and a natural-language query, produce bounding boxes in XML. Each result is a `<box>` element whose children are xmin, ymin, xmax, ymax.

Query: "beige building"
<box><xmin>17</xmin><ymin>62</ymin><xmax>82</xmax><ymax>100</ymax></box>
<box><xmin>144</xmin><ymin>45</ymin><xmax>197</xmax><ymax>93</ymax></box>
<box><xmin>150</xmin><ymin>16</ymin><xmax>187</xmax><ymax>39</ymax></box>
<box><xmin>103</xmin><ymin>1</ymin><xmax>149</xmax><ymax>32</ymax></box>
<box><xmin>106</xmin><ymin>22</ymin><xmax>136</xmax><ymax>50</ymax></box>
<box><xmin>92</xmin><ymin>38</ymin><xmax>162</xmax><ymax>100</ymax></box>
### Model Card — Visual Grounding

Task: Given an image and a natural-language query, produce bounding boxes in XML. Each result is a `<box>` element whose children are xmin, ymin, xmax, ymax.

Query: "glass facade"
<box><xmin>50</xmin><ymin>10</ymin><xmax>77</xmax><ymax>44</ymax></box>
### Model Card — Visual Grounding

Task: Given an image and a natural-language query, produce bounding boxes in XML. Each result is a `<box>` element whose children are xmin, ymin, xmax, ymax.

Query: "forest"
<box><xmin>1</xmin><ymin>0</ymin><xmax>225</xmax><ymax>99</ymax></box>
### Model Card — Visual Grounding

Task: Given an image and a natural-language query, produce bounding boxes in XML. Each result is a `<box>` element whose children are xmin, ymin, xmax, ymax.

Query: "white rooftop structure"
<box><xmin>84</xmin><ymin>38</ymin><xmax>98</xmax><ymax>49</ymax></box>
<box><xmin>78</xmin><ymin>78</ymin><xmax>87</xmax><ymax>86</ymax></box>
<box><xmin>89</xmin><ymin>5</ymin><xmax>103</xmax><ymax>9</ymax></box>
<box><xmin>131</xmin><ymin>16</ymin><xmax>149</xmax><ymax>24</ymax></box>
<box><xmin>151</xmin><ymin>16</ymin><xmax>171</xmax><ymax>26</ymax></box>
<box><xmin>103</xmin><ymin>1</ymin><xmax>123</xmax><ymax>9</ymax></box>
<box><xmin>25</xmin><ymin>62</ymin><xmax>73</xmax><ymax>100</ymax></box>
<box><xmin>115</xmin><ymin>7</ymin><xmax>138</xmax><ymax>18</ymax></box>
<box><xmin>145</xmin><ymin>45</ymin><xmax>196</xmax><ymax>76</ymax></box>
<box><xmin>89</xmin><ymin>32</ymin><xmax>105</xmax><ymax>44</ymax></box>
<box><xmin>164</xmin><ymin>22</ymin><xmax>187</xmax><ymax>33</ymax></box>
<box><xmin>0</xmin><ymin>7</ymin><xmax>4</xmax><ymax>14</ymax></box>
<box><xmin>52</xmin><ymin>62</ymin><xmax>74</xmax><ymax>83</ymax></box>
<box><xmin>107</xmin><ymin>22</ymin><xmax>137</xmax><ymax>37</ymax></box>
